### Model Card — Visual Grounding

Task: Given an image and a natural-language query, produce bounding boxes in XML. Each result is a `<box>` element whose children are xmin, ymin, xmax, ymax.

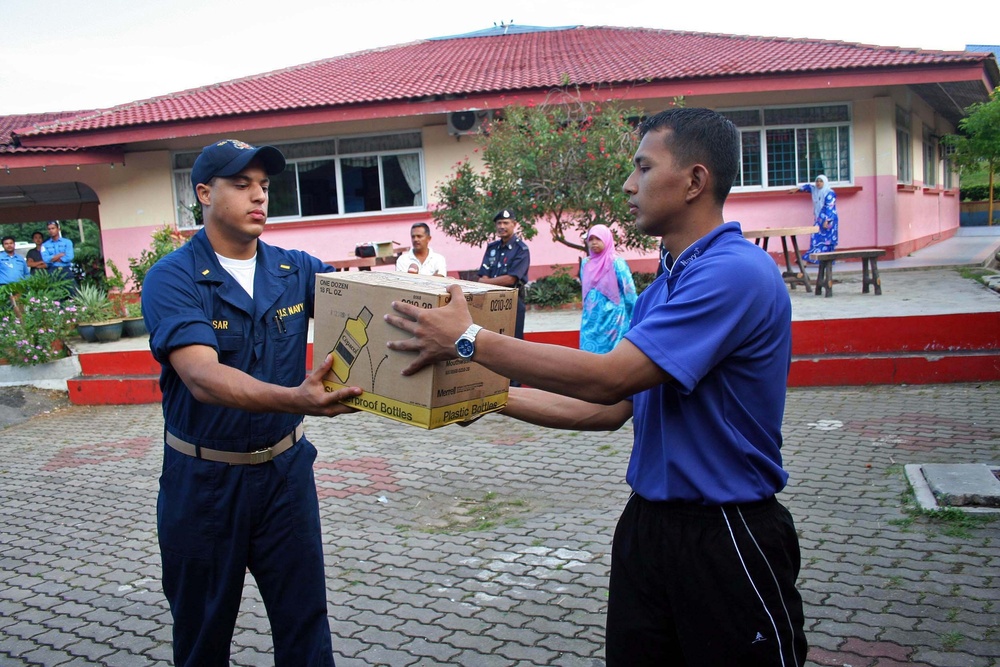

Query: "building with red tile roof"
<box><xmin>1</xmin><ymin>25</ymin><xmax>996</xmax><ymax>276</ymax></box>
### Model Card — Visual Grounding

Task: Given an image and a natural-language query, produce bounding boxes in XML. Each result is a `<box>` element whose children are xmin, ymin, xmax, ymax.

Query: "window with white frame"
<box><xmin>173</xmin><ymin>133</ymin><xmax>425</xmax><ymax>228</ymax></box>
<box><xmin>942</xmin><ymin>153</ymin><xmax>955</xmax><ymax>190</ymax></box>
<box><xmin>922</xmin><ymin>126</ymin><xmax>937</xmax><ymax>188</ymax></box>
<box><xmin>720</xmin><ymin>104</ymin><xmax>852</xmax><ymax>189</ymax></box>
<box><xmin>896</xmin><ymin>107</ymin><xmax>912</xmax><ymax>185</ymax></box>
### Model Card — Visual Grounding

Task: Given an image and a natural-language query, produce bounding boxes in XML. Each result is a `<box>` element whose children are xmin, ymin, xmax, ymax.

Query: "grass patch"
<box><xmin>897</xmin><ymin>480</ymin><xmax>998</xmax><ymax>538</ymax></box>
<box><xmin>956</xmin><ymin>267</ymin><xmax>998</xmax><ymax>287</ymax></box>
<box><xmin>424</xmin><ymin>491</ymin><xmax>530</xmax><ymax>535</ymax></box>
<box><xmin>916</xmin><ymin>507</ymin><xmax>997</xmax><ymax>538</ymax></box>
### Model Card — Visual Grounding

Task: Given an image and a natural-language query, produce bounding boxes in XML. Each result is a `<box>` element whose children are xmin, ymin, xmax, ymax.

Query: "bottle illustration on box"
<box><xmin>331</xmin><ymin>306</ymin><xmax>373</xmax><ymax>383</ymax></box>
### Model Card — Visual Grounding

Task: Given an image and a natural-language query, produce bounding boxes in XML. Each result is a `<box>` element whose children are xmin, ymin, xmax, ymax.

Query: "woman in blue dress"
<box><xmin>790</xmin><ymin>174</ymin><xmax>839</xmax><ymax>263</ymax></box>
<box><xmin>579</xmin><ymin>224</ymin><xmax>636</xmax><ymax>353</ymax></box>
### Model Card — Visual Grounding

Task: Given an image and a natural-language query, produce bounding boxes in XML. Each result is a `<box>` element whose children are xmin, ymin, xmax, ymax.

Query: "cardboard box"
<box><xmin>314</xmin><ymin>272</ymin><xmax>517</xmax><ymax>429</ymax></box>
<box><xmin>372</xmin><ymin>241</ymin><xmax>396</xmax><ymax>258</ymax></box>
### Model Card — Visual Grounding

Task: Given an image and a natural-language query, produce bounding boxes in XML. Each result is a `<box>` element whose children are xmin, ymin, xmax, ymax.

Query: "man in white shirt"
<box><xmin>395</xmin><ymin>223</ymin><xmax>447</xmax><ymax>276</ymax></box>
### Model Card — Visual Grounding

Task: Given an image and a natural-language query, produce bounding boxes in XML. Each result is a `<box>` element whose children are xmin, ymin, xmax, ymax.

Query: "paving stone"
<box><xmin>2</xmin><ymin>384</ymin><xmax>1000</xmax><ymax>665</ymax></box>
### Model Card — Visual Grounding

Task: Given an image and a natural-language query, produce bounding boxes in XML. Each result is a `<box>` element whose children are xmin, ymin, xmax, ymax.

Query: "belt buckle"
<box><xmin>248</xmin><ymin>447</ymin><xmax>273</xmax><ymax>465</ymax></box>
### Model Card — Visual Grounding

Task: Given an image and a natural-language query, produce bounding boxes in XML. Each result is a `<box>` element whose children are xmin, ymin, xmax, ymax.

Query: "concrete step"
<box><xmin>66</xmin><ymin>375</ymin><xmax>161</xmax><ymax>405</ymax></box>
<box><xmin>789</xmin><ymin>350</ymin><xmax>1000</xmax><ymax>386</ymax></box>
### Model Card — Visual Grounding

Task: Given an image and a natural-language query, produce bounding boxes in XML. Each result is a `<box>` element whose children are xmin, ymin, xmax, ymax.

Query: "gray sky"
<box><xmin>2</xmin><ymin>0</ymin><xmax>995</xmax><ymax>115</ymax></box>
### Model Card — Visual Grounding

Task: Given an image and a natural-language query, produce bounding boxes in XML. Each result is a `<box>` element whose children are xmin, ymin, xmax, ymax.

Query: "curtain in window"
<box><xmin>396</xmin><ymin>154</ymin><xmax>423</xmax><ymax>206</ymax></box>
<box><xmin>807</xmin><ymin>127</ymin><xmax>839</xmax><ymax>182</ymax></box>
<box><xmin>174</xmin><ymin>171</ymin><xmax>201</xmax><ymax>227</ymax></box>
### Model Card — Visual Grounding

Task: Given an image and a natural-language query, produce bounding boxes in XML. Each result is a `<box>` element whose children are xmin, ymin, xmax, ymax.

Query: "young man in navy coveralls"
<box><xmin>385</xmin><ymin>108</ymin><xmax>808</xmax><ymax>666</ymax></box>
<box><xmin>476</xmin><ymin>208</ymin><xmax>530</xmax><ymax>339</ymax></box>
<box><xmin>143</xmin><ymin>139</ymin><xmax>362</xmax><ymax>667</ymax></box>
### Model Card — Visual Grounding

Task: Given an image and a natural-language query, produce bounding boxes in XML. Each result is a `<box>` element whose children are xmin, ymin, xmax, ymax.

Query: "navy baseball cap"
<box><xmin>493</xmin><ymin>209</ymin><xmax>516</xmax><ymax>222</ymax></box>
<box><xmin>190</xmin><ymin>139</ymin><xmax>286</xmax><ymax>192</ymax></box>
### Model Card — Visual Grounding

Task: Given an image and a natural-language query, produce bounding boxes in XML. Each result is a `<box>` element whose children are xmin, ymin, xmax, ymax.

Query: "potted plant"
<box><xmin>71</xmin><ymin>283</ymin><xmax>122</xmax><ymax>343</ymax></box>
<box><xmin>122</xmin><ymin>299</ymin><xmax>146</xmax><ymax>337</ymax></box>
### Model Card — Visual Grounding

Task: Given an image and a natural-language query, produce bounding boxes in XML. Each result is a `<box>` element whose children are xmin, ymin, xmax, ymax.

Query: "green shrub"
<box><xmin>632</xmin><ymin>271</ymin><xmax>658</xmax><ymax>295</ymax></box>
<box><xmin>0</xmin><ymin>293</ymin><xmax>78</xmax><ymax>366</ymax></box>
<box><xmin>0</xmin><ymin>271</ymin><xmax>75</xmax><ymax>303</ymax></box>
<box><xmin>960</xmin><ymin>184</ymin><xmax>997</xmax><ymax>201</ymax></box>
<box><xmin>524</xmin><ymin>266</ymin><xmax>581</xmax><ymax>308</ymax></box>
<box><xmin>72</xmin><ymin>243</ymin><xmax>105</xmax><ymax>283</ymax></box>
<box><xmin>127</xmin><ymin>225</ymin><xmax>187</xmax><ymax>292</ymax></box>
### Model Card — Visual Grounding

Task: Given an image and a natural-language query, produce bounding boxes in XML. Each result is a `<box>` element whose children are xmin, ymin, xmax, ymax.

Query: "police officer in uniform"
<box><xmin>142</xmin><ymin>139</ymin><xmax>362</xmax><ymax>667</ymax></box>
<box><xmin>477</xmin><ymin>209</ymin><xmax>530</xmax><ymax>340</ymax></box>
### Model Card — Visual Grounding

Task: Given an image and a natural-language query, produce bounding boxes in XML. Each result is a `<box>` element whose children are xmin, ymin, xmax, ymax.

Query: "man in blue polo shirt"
<box><xmin>41</xmin><ymin>221</ymin><xmax>74</xmax><ymax>280</ymax></box>
<box><xmin>142</xmin><ymin>139</ymin><xmax>362</xmax><ymax>667</ymax></box>
<box><xmin>384</xmin><ymin>108</ymin><xmax>807</xmax><ymax>666</ymax></box>
<box><xmin>0</xmin><ymin>236</ymin><xmax>30</xmax><ymax>285</ymax></box>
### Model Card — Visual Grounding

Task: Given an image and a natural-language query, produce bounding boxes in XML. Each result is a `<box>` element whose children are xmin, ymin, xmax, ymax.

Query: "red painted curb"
<box><xmin>68</xmin><ymin>312</ymin><xmax>1000</xmax><ymax>404</ymax></box>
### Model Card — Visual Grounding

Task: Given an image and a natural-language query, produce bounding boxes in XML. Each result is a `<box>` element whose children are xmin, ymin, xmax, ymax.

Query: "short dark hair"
<box><xmin>1</xmin><ymin>236</ymin><xmax>14</xmax><ymax>244</ymax></box>
<box><xmin>32</xmin><ymin>231</ymin><xmax>44</xmax><ymax>240</ymax></box>
<box><xmin>638</xmin><ymin>108</ymin><xmax>740</xmax><ymax>204</ymax></box>
<box><xmin>410</xmin><ymin>222</ymin><xmax>431</xmax><ymax>235</ymax></box>
<box><xmin>47</xmin><ymin>220</ymin><xmax>60</xmax><ymax>228</ymax></box>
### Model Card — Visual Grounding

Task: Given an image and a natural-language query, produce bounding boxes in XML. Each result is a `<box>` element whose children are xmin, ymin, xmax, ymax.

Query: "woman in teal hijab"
<box><xmin>579</xmin><ymin>225</ymin><xmax>637</xmax><ymax>353</ymax></box>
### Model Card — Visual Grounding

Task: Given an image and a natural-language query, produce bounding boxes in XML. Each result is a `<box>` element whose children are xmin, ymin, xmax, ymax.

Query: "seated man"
<box><xmin>395</xmin><ymin>222</ymin><xmax>446</xmax><ymax>276</ymax></box>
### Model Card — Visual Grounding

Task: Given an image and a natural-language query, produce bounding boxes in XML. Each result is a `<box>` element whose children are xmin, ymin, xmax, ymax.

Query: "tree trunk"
<box><xmin>990</xmin><ymin>161</ymin><xmax>995</xmax><ymax>226</ymax></box>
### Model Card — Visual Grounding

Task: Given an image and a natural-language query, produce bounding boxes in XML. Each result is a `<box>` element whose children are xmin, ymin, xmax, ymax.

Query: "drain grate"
<box><xmin>905</xmin><ymin>464</ymin><xmax>1000</xmax><ymax>513</ymax></box>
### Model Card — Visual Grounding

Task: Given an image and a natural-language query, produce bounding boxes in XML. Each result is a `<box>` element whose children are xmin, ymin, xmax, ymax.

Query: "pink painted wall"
<box><xmin>101</xmin><ymin>175</ymin><xmax>962</xmax><ymax>284</ymax></box>
<box><xmin>102</xmin><ymin>224</ymin><xmax>166</xmax><ymax>284</ymax></box>
<box><xmin>100</xmin><ymin>214</ymin><xmax>631</xmax><ymax>283</ymax></box>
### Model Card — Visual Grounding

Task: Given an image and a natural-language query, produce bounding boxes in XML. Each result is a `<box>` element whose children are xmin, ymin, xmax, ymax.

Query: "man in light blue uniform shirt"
<box><xmin>41</xmin><ymin>221</ymin><xmax>74</xmax><ymax>280</ymax></box>
<box><xmin>0</xmin><ymin>236</ymin><xmax>30</xmax><ymax>285</ymax></box>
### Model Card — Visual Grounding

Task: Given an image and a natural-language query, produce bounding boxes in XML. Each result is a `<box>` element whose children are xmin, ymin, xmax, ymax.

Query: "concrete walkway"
<box><xmin>0</xmin><ymin>384</ymin><xmax>998</xmax><ymax>666</ymax></box>
<box><xmin>0</xmin><ymin>227</ymin><xmax>998</xmax><ymax>666</ymax></box>
<box><xmin>527</xmin><ymin>226</ymin><xmax>1000</xmax><ymax>332</ymax></box>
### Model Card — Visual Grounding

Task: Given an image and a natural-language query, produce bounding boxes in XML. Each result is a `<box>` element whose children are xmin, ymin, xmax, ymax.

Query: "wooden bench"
<box><xmin>812</xmin><ymin>249</ymin><xmax>886</xmax><ymax>297</ymax></box>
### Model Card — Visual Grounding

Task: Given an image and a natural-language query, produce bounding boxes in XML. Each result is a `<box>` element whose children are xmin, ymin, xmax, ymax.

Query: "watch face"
<box><xmin>456</xmin><ymin>338</ymin><xmax>475</xmax><ymax>358</ymax></box>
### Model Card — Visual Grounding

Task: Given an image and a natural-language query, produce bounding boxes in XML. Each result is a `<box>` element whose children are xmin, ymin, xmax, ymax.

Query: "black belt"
<box><xmin>165</xmin><ymin>424</ymin><xmax>303</xmax><ymax>465</ymax></box>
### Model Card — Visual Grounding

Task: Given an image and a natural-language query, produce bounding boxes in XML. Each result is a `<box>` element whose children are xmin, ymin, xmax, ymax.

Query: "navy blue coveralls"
<box><xmin>143</xmin><ymin>230</ymin><xmax>336</xmax><ymax>667</ymax></box>
<box><xmin>477</xmin><ymin>235</ymin><xmax>530</xmax><ymax>339</ymax></box>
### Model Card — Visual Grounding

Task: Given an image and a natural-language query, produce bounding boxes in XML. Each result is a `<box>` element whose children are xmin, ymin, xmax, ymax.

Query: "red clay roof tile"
<box><xmin>10</xmin><ymin>26</ymin><xmax>996</xmax><ymax>138</ymax></box>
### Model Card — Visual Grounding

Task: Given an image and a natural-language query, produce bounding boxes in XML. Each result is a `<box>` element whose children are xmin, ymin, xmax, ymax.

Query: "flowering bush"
<box><xmin>0</xmin><ymin>297</ymin><xmax>78</xmax><ymax>367</ymax></box>
<box><xmin>432</xmin><ymin>93</ymin><xmax>649</xmax><ymax>253</ymax></box>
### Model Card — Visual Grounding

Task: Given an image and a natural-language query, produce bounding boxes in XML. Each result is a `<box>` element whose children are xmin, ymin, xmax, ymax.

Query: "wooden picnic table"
<box><xmin>742</xmin><ymin>225</ymin><xmax>817</xmax><ymax>291</ymax></box>
<box><xmin>326</xmin><ymin>256</ymin><xmax>377</xmax><ymax>271</ymax></box>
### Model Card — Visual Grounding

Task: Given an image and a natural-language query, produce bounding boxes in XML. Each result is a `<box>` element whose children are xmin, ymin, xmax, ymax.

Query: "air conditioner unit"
<box><xmin>447</xmin><ymin>111</ymin><xmax>485</xmax><ymax>136</ymax></box>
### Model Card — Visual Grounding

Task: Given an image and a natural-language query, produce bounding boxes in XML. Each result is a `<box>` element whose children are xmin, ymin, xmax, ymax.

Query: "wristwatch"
<box><xmin>455</xmin><ymin>324</ymin><xmax>483</xmax><ymax>359</ymax></box>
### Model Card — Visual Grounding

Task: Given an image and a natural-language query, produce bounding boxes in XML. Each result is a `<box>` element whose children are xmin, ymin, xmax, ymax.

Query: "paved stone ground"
<box><xmin>1</xmin><ymin>383</ymin><xmax>998</xmax><ymax>666</ymax></box>
<box><xmin>0</xmin><ymin>386</ymin><xmax>70</xmax><ymax>430</ymax></box>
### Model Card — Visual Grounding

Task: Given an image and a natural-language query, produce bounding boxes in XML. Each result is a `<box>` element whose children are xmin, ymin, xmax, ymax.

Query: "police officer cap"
<box><xmin>493</xmin><ymin>209</ymin><xmax>516</xmax><ymax>222</ymax></box>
